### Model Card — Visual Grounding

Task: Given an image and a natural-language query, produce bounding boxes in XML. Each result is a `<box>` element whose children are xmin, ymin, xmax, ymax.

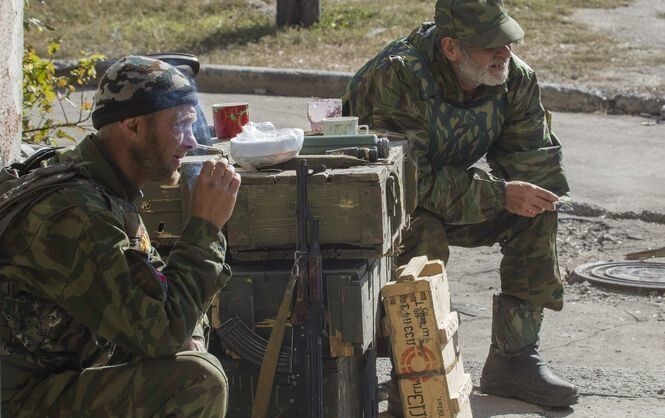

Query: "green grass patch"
<box><xmin>24</xmin><ymin>0</ymin><xmax>663</xmax><ymax>94</ymax></box>
<box><xmin>25</xmin><ymin>0</ymin><xmax>275</xmax><ymax>57</ymax></box>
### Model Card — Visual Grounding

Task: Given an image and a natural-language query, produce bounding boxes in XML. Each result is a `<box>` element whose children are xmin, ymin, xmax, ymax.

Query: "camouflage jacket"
<box><xmin>0</xmin><ymin>134</ymin><xmax>231</xmax><ymax>375</ymax></box>
<box><xmin>343</xmin><ymin>23</ymin><xmax>569</xmax><ymax>225</ymax></box>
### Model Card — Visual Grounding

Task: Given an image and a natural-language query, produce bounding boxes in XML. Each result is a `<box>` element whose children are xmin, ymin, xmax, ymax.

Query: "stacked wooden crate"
<box><xmin>138</xmin><ymin>142</ymin><xmax>417</xmax><ymax>417</ymax></box>
<box><xmin>381</xmin><ymin>256</ymin><xmax>473</xmax><ymax>418</ymax></box>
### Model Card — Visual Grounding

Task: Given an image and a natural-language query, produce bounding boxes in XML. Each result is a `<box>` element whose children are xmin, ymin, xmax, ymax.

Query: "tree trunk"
<box><xmin>0</xmin><ymin>0</ymin><xmax>23</xmax><ymax>166</ymax></box>
<box><xmin>277</xmin><ymin>0</ymin><xmax>320</xmax><ymax>28</ymax></box>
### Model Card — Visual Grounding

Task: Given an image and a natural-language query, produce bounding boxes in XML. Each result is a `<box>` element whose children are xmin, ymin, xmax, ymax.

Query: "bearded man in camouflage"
<box><xmin>1</xmin><ymin>56</ymin><xmax>240</xmax><ymax>417</ymax></box>
<box><xmin>344</xmin><ymin>0</ymin><xmax>579</xmax><ymax>409</ymax></box>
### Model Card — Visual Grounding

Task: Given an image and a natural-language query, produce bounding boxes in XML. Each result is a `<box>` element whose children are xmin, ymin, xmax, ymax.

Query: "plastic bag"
<box><xmin>230</xmin><ymin>122</ymin><xmax>304</xmax><ymax>170</ymax></box>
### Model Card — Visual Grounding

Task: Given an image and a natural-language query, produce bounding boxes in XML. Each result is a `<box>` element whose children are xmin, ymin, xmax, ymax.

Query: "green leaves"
<box><xmin>22</xmin><ymin>1</ymin><xmax>104</xmax><ymax>145</ymax></box>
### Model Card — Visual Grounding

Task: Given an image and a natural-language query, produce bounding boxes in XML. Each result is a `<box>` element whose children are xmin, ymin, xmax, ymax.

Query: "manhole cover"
<box><xmin>573</xmin><ymin>261</ymin><xmax>665</xmax><ymax>290</ymax></box>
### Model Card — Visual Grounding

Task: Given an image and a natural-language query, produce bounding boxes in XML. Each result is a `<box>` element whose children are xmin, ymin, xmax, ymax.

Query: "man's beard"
<box><xmin>456</xmin><ymin>48</ymin><xmax>510</xmax><ymax>88</ymax></box>
<box><xmin>132</xmin><ymin>131</ymin><xmax>180</xmax><ymax>186</ymax></box>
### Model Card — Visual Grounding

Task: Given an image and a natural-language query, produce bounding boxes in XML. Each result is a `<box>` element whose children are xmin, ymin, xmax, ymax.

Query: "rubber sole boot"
<box><xmin>480</xmin><ymin>345</ymin><xmax>579</xmax><ymax>407</ymax></box>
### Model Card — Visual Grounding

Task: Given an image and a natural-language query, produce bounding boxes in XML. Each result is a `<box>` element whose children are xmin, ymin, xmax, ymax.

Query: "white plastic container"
<box><xmin>230</xmin><ymin>122</ymin><xmax>304</xmax><ymax>170</ymax></box>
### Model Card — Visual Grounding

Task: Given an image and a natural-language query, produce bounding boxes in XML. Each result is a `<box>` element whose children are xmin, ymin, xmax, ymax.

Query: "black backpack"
<box><xmin>0</xmin><ymin>147</ymin><xmax>89</xmax><ymax>238</ymax></box>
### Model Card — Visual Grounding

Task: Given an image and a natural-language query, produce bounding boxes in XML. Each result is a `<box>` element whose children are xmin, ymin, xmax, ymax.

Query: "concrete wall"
<box><xmin>0</xmin><ymin>0</ymin><xmax>23</xmax><ymax>167</ymax></box>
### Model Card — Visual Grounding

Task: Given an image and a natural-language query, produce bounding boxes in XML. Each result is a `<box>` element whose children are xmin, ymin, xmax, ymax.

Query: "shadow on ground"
<box><xmin>187</xmin><ymin>23</ymin><xmax>277</xmax><ymax>55</ymax></box>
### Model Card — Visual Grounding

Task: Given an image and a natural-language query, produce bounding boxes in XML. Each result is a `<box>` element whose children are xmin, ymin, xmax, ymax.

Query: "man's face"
<box><xmin>131</xmin><ymin>104</ymin><xmax>198</xmax><ymax>186</ymax></box>
<box><xmin>455</xmin><ymin>42</ymin><xmax>512</xmax><ymax>88</ymax></box>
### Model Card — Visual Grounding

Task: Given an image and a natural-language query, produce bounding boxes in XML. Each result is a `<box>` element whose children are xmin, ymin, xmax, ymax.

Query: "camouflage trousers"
<box><xmin>1</xmin><ymin>351</ymin><xmax>228</xmax><ymax>418</ymax></box>
<box><xmin>397</xmin><ymin>208</ymin><xmax>563</xmax><ymax>353</ymax></box>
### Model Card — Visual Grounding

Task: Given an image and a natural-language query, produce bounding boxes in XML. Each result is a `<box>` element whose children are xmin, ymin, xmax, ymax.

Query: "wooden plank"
<box><xmin>327</xmin><ymin>272</ymin><xmax>354</xmax><ymax>357</ymax></box>
<box><xmin>397</xmin><ymin>255</ymin><xmax>429</xmax><ymax>282</ymax></box>
<box><xmin>450</xmin><ymin>374</ymin><xmax>473</xmax><ymax>417</ymax></box>
<box><xmin>329</xmin><ymin>329</ymin><xmax>354</xmax><ymax>357</ymax></box>
<box><xmin>444</xmin><ymin>352</ymin><xmax>467</xmax><ymax>403</ymax></box>
<box><xmin>421</xmin><ymin>259</ymin><xmax>445</xmax><ymax>277</ymax></box>
<box><xmin>625</xmin><ymin>246</ymin><xmax>665</xmax><ymax>260</ymax></box>
<box><xmin>441</xmin><ymin>332</ymin><xmax>460</xmax><ymax>375</ymax></box>
<box><xmin>438</xmin><ymin>311</ymin><xmax>459</xmax><ymax>345</ymax></box>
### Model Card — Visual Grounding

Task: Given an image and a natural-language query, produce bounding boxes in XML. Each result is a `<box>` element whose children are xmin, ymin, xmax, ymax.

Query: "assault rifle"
<box><xmin>292</xmin><ymin>159</ymin><xmax>325</xmax><ymax>418</ymax></box>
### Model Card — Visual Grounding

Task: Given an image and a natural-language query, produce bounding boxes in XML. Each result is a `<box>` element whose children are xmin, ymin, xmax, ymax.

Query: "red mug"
<box><xmin>212</xmin><ymin>102</ymin><xmax>250</xmax><ymax>140</ymax></box>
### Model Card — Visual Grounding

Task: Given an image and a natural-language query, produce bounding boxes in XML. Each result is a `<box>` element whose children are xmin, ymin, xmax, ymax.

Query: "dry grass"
<box><xmin>25</xmin><ymin>0</ymin><xmax>665</xmax><ymax>95</ymax></box>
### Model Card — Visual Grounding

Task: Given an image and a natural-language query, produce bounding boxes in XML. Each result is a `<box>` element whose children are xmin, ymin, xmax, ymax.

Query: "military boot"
<box><xmin>480</xmin><ymin>344</ymin><xmax>579</xmax><ymax>407</ymax></box>
<box><xmin>480</xmin><ymin>293</ymin><xmax>579</xmax><ymax>406</ymax></box>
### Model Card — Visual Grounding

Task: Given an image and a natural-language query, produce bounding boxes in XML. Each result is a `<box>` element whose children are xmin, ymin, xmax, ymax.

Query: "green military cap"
<box><xmin>434</xmin><ymin>0</ymin><xmax>524</xmax><ymax>48</ymax></box>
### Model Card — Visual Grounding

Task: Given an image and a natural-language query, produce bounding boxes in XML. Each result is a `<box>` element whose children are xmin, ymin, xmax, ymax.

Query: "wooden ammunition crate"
<box><xmin>381</xmin><ymin>256</ymin><xmax>473</xmax><ymax>418</ymax></box>
<box><xmin>220</xmin><ymin>356</ymin><xmax>368</xmax><ymax>418</ymax></box>
<box><xmin>226</xmin><ymin>145</ymin><xmax>409</xmax><ymax>258</ymax></box>
<box><xmin>216</xmin><ymin>257</ymin><xmax>390</xmax><ymax>358</ymax></box>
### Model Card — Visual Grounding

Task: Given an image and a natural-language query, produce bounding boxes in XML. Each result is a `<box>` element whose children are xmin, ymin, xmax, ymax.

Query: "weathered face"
<box><xmin>132</xmin><ymin>104</ymin><xmax>198</xmax><ymax>186</ymax></box>
<box><xmin>456</xmin><ymin>41</ymin><xmax>512</xmax><ymax>87</ymax></box>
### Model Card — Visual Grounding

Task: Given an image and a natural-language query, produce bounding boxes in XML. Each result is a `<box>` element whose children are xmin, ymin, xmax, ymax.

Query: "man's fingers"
<box><xmin>534</xmin><ymin>196</ymin><xmax>557</xmax><ymax>212</ymax></box>
<box><xmin>505</xmin><ymin>181</ymin><xmax>560</xmax><ymax>217</ymax></box>
<box><xmin>199</xmin><ymin>159</ymin><xmax>216</xmax><ymax>178</ymax></box>
<box><xmin>218</xmin><ymin>163</ymin><xmax>236</xmax><ymax>185</ymax></box>
<box><xmin>198</xmin><ymin>158</ymin><xmax>229</xmax><ymax>184</ymax></box>
<box><xmin>534</xmin><ymin>187</ymin><xmax>559</xmax><ymax>202</ymax></box>
<box><xmin>199</xmin><ymin>158</ymin><xmax>234</xmax><ymax>187</ymax></box>
<box><xmin>210</xmin><ymin>158</ymin><xmax>230</xmax><ymax>177</ymax></box>
<box><xmin>229</xmin><ymin>172</ymin><xmax>241</xmax><ymax>194</ymax></box>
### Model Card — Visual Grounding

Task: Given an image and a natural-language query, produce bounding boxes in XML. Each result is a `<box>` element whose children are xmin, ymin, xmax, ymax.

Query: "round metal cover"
<box><xmin>573</xmin><ymin>261</ymin><xmax>665</xmax><ymax>290</ymax></box>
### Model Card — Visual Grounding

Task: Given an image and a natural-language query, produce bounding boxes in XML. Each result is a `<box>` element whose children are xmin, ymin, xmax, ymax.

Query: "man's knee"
<box><xmin>174</xmin><ymin>351</ymin><xmax>228</xmax><ymax>391</ymax></box>
<box><xmin>168</xmin><ymin>352</ymin><xmax>228</xmax><ymax>417</ymax></box>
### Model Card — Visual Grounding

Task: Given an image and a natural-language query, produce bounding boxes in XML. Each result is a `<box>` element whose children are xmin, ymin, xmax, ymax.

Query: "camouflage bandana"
<box><xmin>434</xmin><ymin>0</ymin><xmax>524</xmax><ymax>49</ymax></box>
<box><xmin>91</xmin><ymin>55</ymin><xmax>198</xmax><ymax>129</ymax></box>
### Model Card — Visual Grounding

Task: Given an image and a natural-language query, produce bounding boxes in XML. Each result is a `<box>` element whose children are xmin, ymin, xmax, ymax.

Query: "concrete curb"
<box><xmin>197</xmin><ymin>64</ymin><xmax>665</xmax><ymax>115</ymax></box>
<box><xmin>56</xmin><ymin>59</ymin><xmax>665</xmax><ymax>115</ymax></box>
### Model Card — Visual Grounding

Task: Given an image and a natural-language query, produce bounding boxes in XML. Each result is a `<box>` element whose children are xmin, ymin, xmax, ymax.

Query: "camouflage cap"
<box><xmin>91</xmin><ymin>55</ymin><xmax>198</xmax><ymax>129</ymax></box>
<box><xmin>434</xmin><ymin>0</ymin><xmax>524</xmax><ymax>49</ymax></box>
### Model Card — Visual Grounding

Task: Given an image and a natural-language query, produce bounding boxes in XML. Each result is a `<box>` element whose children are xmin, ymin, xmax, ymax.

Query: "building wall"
<box><xmin>0</xmin><ymin>0</ymin><xmax>23</xmax><ymax>166</ymax></box>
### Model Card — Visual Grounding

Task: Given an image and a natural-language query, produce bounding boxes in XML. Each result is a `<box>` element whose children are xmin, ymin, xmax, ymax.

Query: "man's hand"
<box><xmin>190</xmin><ymin>157</ymin><xmax>241</xmax><ymax>229</ymax></box>
<box><xmin>504</xmin><ymin>180</ymin><xmax>559</xmax><ymax>218</ymax></box>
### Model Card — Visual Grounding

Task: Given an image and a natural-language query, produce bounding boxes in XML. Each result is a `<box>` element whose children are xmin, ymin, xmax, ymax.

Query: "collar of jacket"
<box><xmin>406</xmin><ymin>22</ymin><xmax>508</xmax><ymax>106</ymax></box>
<box><xmin>57</xmin><ymin>134</ymin><xmax>143</xmax><ymax>202</ymax></box>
